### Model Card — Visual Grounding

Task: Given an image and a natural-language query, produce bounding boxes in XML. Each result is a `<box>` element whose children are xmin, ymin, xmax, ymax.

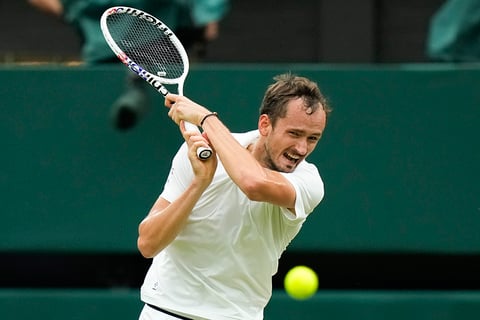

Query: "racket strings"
<box><xmin>106</xmin><ymin>14</ymin><xmax>185</xmax><ymax>80</ymax></box>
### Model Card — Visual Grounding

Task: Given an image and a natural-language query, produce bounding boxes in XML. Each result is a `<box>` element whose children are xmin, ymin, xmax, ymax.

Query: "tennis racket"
<box><xmin>100</xmin><ymin>6</ymin><xmax>212</xmax><ymax>160</ymax></box>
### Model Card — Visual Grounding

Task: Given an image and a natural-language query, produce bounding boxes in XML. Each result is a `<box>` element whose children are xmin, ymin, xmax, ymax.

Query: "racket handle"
<box><xmin>184</xmin><ymin>121</ymin><xmax>213</xmax><ymax>160</ymax></box>
<box><xmin>197</xmin><ymin>147</ymin><xmax>213</xmax><ymax>160</ymax></box>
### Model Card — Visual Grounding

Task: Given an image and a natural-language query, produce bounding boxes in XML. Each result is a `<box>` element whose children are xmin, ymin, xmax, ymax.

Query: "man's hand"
<box><xmin>179</xmin><ymin>121</ymin><xmax>217</xmax><ymax>185</ymax></box>
<box><xmin>165</xmin><ymin>94</ymin><xmax>210</xmax><ymax>127</ymax></box>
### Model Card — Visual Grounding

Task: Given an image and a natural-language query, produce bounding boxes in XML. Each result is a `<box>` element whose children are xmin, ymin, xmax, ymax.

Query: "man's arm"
<box><xmin>137</xmin><ymin>180</ymin><xmax>207</xmax><ymax>258</ymax></box>
<box><xmin>28</xmin><ymin>0</ymin><xmax>63</xmax><ymax>16</ymax></box>
<box><xmin>137</xmin><ymin>123</ymin><xmax>217</xmax><ymax>258</ymax></box>
<box><xmin>203</xmin><ymin>115</ymin><xmax>296</xmax><ymax>209</ymax></box>
<box><xmin>166</xmin><ymin>95</ymin><xmax>297</xmax><ymax>211</ymax></box>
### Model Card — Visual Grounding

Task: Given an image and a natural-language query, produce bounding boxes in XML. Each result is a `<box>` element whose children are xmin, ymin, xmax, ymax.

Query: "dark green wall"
<box><xmin>1</xmin><ymin>65</ymin><xmax>479</xmax><ymax>253</ymax></box>
<box><xmin>1</xmin><ymin>289</ymin><xmax>479</xmax><ymax>320</ymax></box>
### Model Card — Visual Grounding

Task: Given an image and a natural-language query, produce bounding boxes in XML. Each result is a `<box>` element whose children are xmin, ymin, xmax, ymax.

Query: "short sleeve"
<box><xmin>160</xmin><ymin>142</ymin><xmax>193</xmax><ymax>203</ymax></box>
<box><xmin>280</xmin><ymin>161</ymin><xmax>324</xmax><ymax>220</ymax></box>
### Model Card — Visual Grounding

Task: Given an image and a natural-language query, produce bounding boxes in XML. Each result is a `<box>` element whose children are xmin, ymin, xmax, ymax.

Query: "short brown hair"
<box><xmin>259</xmin><ymin>73</ymin><xmax>331</xmax><ymax>126</ymax></box>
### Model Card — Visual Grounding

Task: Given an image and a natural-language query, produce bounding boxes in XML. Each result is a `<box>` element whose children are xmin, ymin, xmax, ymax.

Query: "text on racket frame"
<box><xmin>108</xmin><ymin>7</ymin><xmax>174</xmax><ymax>37</ymax></box>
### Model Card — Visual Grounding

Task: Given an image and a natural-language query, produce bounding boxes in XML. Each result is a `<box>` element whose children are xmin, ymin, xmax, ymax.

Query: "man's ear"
<box><xmin>258</xmin><ymin>114</ymin><xmax>271</xmax><ymax>136</ymax></box>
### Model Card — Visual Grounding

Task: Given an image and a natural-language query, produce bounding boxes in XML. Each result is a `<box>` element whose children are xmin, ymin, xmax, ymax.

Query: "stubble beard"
<box><xmin>262</xmin><ymin>141</ymin><xmax>286</xmax><ymax>173</ymax></box>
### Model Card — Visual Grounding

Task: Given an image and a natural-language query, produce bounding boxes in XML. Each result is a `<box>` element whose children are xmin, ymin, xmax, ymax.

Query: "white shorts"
<box><xmin>138</xmin><ymin>304</ymin><xmax>195</xmax><ymax>320</ymax></box>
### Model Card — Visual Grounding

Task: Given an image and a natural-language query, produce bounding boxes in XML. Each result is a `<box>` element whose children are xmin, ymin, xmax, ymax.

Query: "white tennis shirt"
<box><xmin>140</xmin><ymin>130</ymin><xmax>324</xmax><ymax>320</ymax></box>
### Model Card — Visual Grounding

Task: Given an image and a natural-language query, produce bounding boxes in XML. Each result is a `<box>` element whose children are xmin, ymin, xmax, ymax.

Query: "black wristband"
<box><xmin>200</xmin><ymin>112</ymin><xmax>218</xmax><ymax>127</ymax></box>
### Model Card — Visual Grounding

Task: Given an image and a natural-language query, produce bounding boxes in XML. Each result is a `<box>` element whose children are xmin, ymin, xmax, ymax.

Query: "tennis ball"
<box><xmin>284</xmin><ymin>265</ymin><xmax>318</xmax><ymax>300</ymax></box>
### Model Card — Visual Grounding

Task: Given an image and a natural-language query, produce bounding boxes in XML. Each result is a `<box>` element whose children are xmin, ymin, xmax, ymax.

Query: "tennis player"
<box><xmin>137</xmin><ymin>73</ymin><xmax>331</xmax><ymax>320</ymax></box>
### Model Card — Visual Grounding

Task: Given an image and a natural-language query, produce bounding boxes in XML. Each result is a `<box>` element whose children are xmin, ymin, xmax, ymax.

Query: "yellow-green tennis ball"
<box><xmin>284</xmin><ymin>265</ymin><xmax>318</xmax><ymax>300</ymax></box>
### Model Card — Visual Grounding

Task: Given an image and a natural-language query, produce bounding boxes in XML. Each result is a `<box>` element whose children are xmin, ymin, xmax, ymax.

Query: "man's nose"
<box><xmin>295</xmin><ymin>138</ymin><xmax>308</xmax><ymax>155</ymax></box>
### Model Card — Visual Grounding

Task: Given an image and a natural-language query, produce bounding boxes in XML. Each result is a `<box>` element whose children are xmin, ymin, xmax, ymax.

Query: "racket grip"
<box><xmin>184</xmin><ymin>121</ymin><xmax>213</xmax><ymax>160</ymax></box>
<box><xmin>184</xmin><ymin>121</ymin><xmax>200</xmax><ymax>132</ymax></box>
<box><xmin>197</xmin><ymin>146</ymin><xmax>213</xmax><ymax>160</ymax></box>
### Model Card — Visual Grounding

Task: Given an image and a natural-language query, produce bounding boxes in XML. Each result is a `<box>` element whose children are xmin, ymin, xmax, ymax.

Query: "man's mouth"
<box><xmin>284</xmin><ymin>152</ymin><xmax>300</xmax><ymax>164</ymax></box>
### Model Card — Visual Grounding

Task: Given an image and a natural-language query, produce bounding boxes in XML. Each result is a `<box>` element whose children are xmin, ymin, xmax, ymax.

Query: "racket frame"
<box><xmin>100</xmin><ymin>6</ymin><xmax>212</xmax><ymax>159</ymax></box>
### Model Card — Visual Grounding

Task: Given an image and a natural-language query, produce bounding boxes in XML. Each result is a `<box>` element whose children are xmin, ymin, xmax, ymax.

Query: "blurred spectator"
<box><xmin>29</xmin><ymin>0</ymin><xmax>229</xmax><ymax>130</ymax></box>
<box><xmin>29</xmin><ymin>0</ymin><xmax>229</xmax><ymax>63</ymax></box>
<box><xmin>426</xmin><ymin>0</ymin><xmax>480</xmax><ymax>62</ymax></box>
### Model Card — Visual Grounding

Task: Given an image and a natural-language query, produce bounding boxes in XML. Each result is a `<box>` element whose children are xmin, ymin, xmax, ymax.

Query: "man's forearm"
<box><xmin>201</xmin><ymin>115</ymin><xmax>267</xmax><ymax>196</ymax></box>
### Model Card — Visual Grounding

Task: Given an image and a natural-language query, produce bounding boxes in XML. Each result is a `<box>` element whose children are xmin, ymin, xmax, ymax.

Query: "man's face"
<box><xmin>260</xmin><ymin>97</ymin><xmax>326</xmax><ymax>173</ymax></box>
